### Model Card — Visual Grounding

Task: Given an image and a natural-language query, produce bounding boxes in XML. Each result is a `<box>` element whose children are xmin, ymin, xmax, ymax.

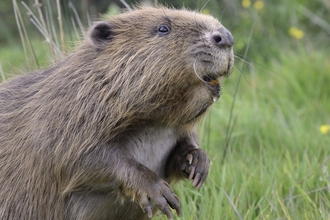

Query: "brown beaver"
<box><xmin>0</xmin><ymin>6</ymin><xmax>234</xmax><ymax>220</ymax></box>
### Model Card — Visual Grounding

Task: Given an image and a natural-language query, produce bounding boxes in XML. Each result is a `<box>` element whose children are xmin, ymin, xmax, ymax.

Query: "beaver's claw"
<box><xmin>137</xmin><ymin>180</ymin><xmax>181</xmax><ymax>220</ymax></box>
<box><xmin>181</xmin><ymin>149</ymin><xmax>210</xmax><ymax>189</ymax></box>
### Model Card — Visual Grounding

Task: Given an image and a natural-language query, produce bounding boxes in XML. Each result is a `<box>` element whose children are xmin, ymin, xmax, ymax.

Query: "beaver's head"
<box><xmin>87</xmin><ymin>6</ymin><xmax>234</xmax><ymax>125</ymax></box>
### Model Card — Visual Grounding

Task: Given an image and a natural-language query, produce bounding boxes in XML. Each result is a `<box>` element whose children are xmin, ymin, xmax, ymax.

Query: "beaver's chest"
<box><xmin>121</xmin><ymin>127</ymin><xmax>178</xmax><ymax>180</ymax></box>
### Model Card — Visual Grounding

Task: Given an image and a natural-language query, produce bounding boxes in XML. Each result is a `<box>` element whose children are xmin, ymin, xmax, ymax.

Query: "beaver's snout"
<box><xmin>211</xmin><ymin>27</ymin><xmax>234</xmax><ymax>48</ymax></box>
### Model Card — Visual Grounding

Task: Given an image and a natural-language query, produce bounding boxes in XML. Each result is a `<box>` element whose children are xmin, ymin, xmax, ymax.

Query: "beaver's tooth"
<box><xmin>209</xmin><ymin>79</ymin><xmax>219</xmax><ymax>86</ymax></box>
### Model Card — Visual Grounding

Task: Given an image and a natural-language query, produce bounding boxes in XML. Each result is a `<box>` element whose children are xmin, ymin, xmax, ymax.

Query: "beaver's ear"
<box><xmin>89</xmin><ymin>22</ymin><xmax>113</xmax><ymax>48</ymax></box>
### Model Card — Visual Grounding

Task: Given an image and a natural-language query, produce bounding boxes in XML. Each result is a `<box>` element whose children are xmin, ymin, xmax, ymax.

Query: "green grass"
<box><xmin>1</xmin><ymin>0</ymin><xmax>329</xmax><ymax>219</ymax></box>
<box><xmin>153</xmin><ymin>51</ymin><xmax>330</xmax><ymax>220</ymax></box>
<box><xmin>0</xmin><ymin>39</ymin><xmax>53</xmax><ymax>80</ymax></box>
<box><xmin>173</xmin><ymin>47</ymin><xmax>330</xmax><ymax>219</ymax></box>
<box><xmin>152</xmin><ymin>48</ymin><xmax>330</xmax><ymax>220</ymax></box>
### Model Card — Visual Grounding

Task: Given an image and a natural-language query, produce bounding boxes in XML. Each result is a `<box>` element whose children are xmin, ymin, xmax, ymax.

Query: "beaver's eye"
<box><xmin>158</xmin><ymin>25</ymin><xmax>170</xmax><ymax>35</ymax></box>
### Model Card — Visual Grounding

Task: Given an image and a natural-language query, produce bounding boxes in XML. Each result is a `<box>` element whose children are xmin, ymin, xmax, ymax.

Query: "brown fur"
<box><xmin>0</xmin><ymin>6</ymin><xmax>234</xmax><ymax>220</ymax></box>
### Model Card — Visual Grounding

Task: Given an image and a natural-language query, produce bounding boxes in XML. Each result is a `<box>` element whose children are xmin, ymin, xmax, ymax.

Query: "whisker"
<box><xmin>233</xmin><ymin>32</ymin><xmax>247</xmax><ymax>38</ymax></box>
<box><xmin>233</xmin><ymin>65</ymin><xmax>254</xmax><ymax>90</ymax></box>
<box><xmin>233</xmin><ymin>65</ymin><xmax>274</xmax><ymax>95</ymax></box>
<box><xmin>234</xmin><ymin>54</ymin><xmax>280</xmax><ymax>82</ymax></box>
<box><xmin>234</xmin><ymin>55</ymin><xmax>253</xmax><ymax>66</ymax></box>
<box><xmin>193</xmin><ymin>60</ymin><xmax>205</xmax><ymax>83</ymax></box>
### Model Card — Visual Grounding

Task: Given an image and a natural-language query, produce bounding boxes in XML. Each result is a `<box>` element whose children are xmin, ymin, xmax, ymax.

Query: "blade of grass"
<box><xmin>45</xmin><ymin>4</ymin><xmax>59</xmax><ymax>62</ymax></box>
<box><xmin>68</xmin><ymin>1</ymin><xmax>85</xmax><ymax>37</ymax></box>
<box><xmin>21</xmin><ymin>1</ymin><xmax>61</xmax><ymax>59</ymax></box>
<box><xmin>221</xmin><ymin>16</ymin><xmax>258</xmax><ymax>165</ymax></box>
<box><xmin>299</xmin><ymin>4</ymin><xmax>330</xmax><ymax>36</ymax></box>
<box><xmin>56</xmin><ymin>0</ymin><xmax>66</xmax><ymax>52</ymax></box>
<box><xmin>222</xmin><ymin>189</ymin><xmax>243</xmax><ymax>220</ymax></box>
<box><xmin>120</xmin><ymin>0</ymin><xmax>132</xmax><ymax>11</ymax></box>
<box><xmin>62</xmin><ymin>0</ymin><xmax>74</xmax><ymax>43</ymax></box>
<box><xmin>34</xmin><ymin>0</ymin><xmax>55</xmax><ymax>60</ymax></box>
<box><xmin>13</xmin><ymin>0</ymin><xmax>38</xmax><ymax>68</ymax></box>
<box><xmin>70</xmin><ymin>17</ymin><xmax>80</xmax><ymax>40</ymax></box>
<box><xmin>0</xmin><ymin>63</ymin><xmax>5</xmax><ymax>81</ymax></box>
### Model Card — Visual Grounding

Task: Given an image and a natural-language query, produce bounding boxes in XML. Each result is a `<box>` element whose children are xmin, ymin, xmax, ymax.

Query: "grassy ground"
<box><xmin>165</xmin><ymin>48</ymin><xmax>330</xmax><ymax>220</ymax></box>
<box><xmin>1</xmin><ymin>0</ymin><xmax>329</xmax><ymax>219</ymax></box>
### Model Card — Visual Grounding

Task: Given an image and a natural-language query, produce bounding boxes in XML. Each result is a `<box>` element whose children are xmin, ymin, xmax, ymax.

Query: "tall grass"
<box><xmin>168</xmin><ymin>55</ymin><xmax>330</xmax><ymax>218</ymax></box>
<box><xmin>0</xmin><ymin>0</ymin><xmax>93</xmax><ymax>78</ymax></box>
<box><xmin>168</xmin><ymin>1</ymin><xmax>330</xmax><ymax>219</ymax></box>
<box><xmin>1</xmin><ymin>0</ymin><xmax>329</xmax><ymax>219</ymax></box>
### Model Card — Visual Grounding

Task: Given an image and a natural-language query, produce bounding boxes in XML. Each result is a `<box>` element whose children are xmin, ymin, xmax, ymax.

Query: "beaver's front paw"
<box><xmin>136</xmin><ymin>179</ymin><xmax>181</xmax><ymax>220</ymax></box>
<box><xmin>181</xmin><ymin>149</ymin><xmax>210</xmax><ymax>189</ymax></box>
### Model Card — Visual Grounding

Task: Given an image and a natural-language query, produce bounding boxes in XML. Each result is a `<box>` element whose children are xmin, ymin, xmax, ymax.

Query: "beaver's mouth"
<box><xmin>202</xmin><ymin>74</ymin><xmax>220</xmax><ymax>97</ymax></box>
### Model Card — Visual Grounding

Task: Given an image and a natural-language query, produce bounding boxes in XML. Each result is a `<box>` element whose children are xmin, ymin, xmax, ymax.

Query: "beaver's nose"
<box><xmin>212</xmin><ymin>28</ymin><xmax>234</xmax><ymax>48</ymax></box>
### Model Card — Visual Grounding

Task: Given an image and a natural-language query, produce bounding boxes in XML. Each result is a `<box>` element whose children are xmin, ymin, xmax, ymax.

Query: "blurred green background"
<box><xmin>0</xmin><ymin>0</ymin><xmax>329</xmax><ymax>219</ymax></box>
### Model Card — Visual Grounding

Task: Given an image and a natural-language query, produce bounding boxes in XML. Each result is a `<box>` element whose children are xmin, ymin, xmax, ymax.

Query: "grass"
<box><xmin>0</xmin><ymin>39</ymin><xmax>52</xmax><ymax>80</ymax></box>
<box><xmin>175</xmin><ymin>47</ymin><xmax>330</xmax><ymax>219</ymax></box>
<box><xmin>159</xmin><ymin>48</ymin><xmax>330</xmax><ymax>219</ymax></box>
<box><xmin>1</xmin><ymin>0</ymin><xmax>329</xmax><ymax>219</ymax></box>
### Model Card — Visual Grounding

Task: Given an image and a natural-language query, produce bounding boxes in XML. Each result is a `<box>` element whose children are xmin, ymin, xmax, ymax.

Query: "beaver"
<box><xmin>0</xmin><ymin>6</ymin><xmax>234</xmax><ymax>220</ymax></box>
